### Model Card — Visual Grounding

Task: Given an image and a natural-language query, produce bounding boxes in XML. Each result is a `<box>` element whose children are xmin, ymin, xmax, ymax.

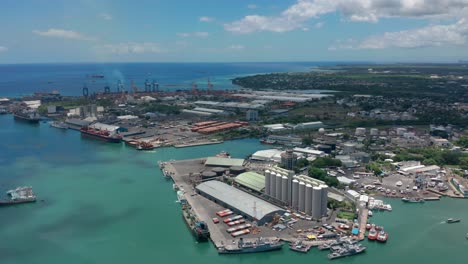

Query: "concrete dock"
<box><xmin>358</xmin><ymin>208</ymin><xmax>369</xmax><ymax>241</ymax></box>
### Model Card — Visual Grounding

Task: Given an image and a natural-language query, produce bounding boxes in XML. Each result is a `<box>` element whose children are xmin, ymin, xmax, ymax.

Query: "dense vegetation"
<box><xmin>311</xmin><ymin>157</ymin><xmax>342</xmax><ymax>168</ymax></box>
<box><xmin>308</xmin><ymin>167</ymin><xmax>340</xmax><ymax>187</ymax></box>
<box><xmin>392</xmin><ymin>147</ymin><xmax>468</xmax><ymax>170</ymax></box>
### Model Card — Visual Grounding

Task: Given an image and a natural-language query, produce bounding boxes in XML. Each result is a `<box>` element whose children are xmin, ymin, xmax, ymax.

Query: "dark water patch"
<box><xmin>37</xmin><ymin>204</ymin><xmax>141</xmax><ymax>236</ymax></box>
<box><xmin>119</xmin><ymin>178</ymin><xmax>135</xmax><ymax>184</ymax></box>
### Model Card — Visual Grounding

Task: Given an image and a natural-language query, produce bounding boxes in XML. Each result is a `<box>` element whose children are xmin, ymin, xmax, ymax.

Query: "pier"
<box><xmin>357</xmin><ymin>208</ymin><xmax>369</xmax><ymax>241</ymax></box>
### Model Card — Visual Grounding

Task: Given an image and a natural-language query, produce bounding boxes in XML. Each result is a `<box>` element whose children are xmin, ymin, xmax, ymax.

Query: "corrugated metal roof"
<box><xmin>205</xmin><ymin>157</ymin><xmax>244</xmax><ymax>167</ymax></box>
<box><xmin>235</xmin><ymin>171</ymin><xmax>265</xmax><ymax>192</ymax></box>
<box><xmin>196</xmin><ymin>181</ymin><xmax>284</xmax><ymax>222</ymax></box>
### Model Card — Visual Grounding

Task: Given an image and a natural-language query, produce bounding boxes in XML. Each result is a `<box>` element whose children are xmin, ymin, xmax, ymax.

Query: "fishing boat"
<box><xmin>289</xmin><ymin>240</ymin><xmax>312</xmax><ymax>253</ymax></box>
<box><xmin>446</xmin><ymin>218</ymin><xmax>461</xmax><ymax>224</ymax></box>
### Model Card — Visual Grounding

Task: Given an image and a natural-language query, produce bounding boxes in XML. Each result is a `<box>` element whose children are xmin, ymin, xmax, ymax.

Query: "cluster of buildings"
<box><xmin>263</xmin><ymin>121</ymin><xmax>324</xmax><ymax>133</ymax></box>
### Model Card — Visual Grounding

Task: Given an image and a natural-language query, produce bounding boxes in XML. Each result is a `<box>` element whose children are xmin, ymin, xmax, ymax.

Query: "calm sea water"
<box><xmin>0</xmin><ymin>62</ymin><xmax>339</xmax><ymax>97</ymax></box>
<box><xmin>0</xmin><ymin>115</ymin><xmax>467</xmax><ymax>264</ymax></box>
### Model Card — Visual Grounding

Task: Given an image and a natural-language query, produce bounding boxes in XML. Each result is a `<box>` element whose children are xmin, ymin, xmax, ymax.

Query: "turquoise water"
<box><xmin>1</xmin><ymin>114</ymin><xmax>467</xmax><ymax>263</ymax></box>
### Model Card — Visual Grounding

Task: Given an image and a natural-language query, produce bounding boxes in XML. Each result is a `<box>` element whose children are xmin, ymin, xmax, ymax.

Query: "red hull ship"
<box><xmin>367</xmin><ymin>228</ymin><xmax>378</xmax><ymax>241</ymax></box>
<box><xmin>80</xmin><ymin>127</ymin><xmax>122</xmax><ymax>143</ymax></box>
<box><xmin>377</xmin><ymin>230</ymin><xmax>388</xmax><ymax>243</ymax></box>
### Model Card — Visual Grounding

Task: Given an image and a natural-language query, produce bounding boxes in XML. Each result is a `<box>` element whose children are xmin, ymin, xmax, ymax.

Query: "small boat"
<box><xmin>49</xmin><ymin>121</ymin><xmax>68</xmax><ymax>129</ymax></box>
<box><xmin>366</xmin><ymin>224</ymin><xmax>371</xmax><ymax>230</ymax></box>
<box><xmin>446</xmin><ymin>218</ymin><xmax>461</xmax><ymax>224</ymax></box>
<box><xmin>368</xmin><ymin>211</ymin><xmax>373</xmax><ymax>217</ymax></box>
<box><xmin>466</xmin><ymin>233</ymin><xmax>468</xmax><ymax>239</ymax></box>
<box><xmin>367</xmin><ymin>228</ymin><xmax>377</xmax><ymax>241</ymax></box>
<box><xmin>289</xmin><ymin>240</ymin><xmax>312</xmax><ymax>253</ymax></box>
<box><xmin>377</xmin><ymin>230</ymin><xmax>388</xmax><ymax>243</ymax></box>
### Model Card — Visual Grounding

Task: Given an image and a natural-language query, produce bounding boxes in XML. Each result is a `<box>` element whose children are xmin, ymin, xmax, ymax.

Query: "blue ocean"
<box><xmin>0</xmin><ymin>62</ymin><xmax>341</xmax><ymax>97</ymax></box>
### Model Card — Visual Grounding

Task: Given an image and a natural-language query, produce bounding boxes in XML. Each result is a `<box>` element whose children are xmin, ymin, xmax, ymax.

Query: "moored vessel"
<box><xmin>182</xmin><ymin>203</ymin><xmax>210</xmax><ymax>242</ymax></box>
<box><xmin>13</xmin><ymin>110</ymin><xmax>40</xmax><ymax>123</ymax></box>
<box><xmin>377</xmin><ymin>230</ymin><xmax>388</xmax><ymax>242</ymax></box>
<box><xmin>80</xmin><ymin>126</ymin><xmax>122</xmax><ymax>143</ymax></box>
<box><xmin>218</xmin><ymin>237</ymin><xmax>284</xmax><ymax>254</ymax></box>
<box><xmin>328</xmin><ymin>244</ymin><xmax>366</xmax><ymax>260</ymax></box>
<box><xmin>402</xmin><ymin>197</ymin><xmax>425</xmax><ymax>203</ymax></box>
<box><xmin>367</xmin><ymin>228</ymin><xmax>378</xmax><ymax>240</ymax></box>
<box><xmin>289</xmin><ymin>240</ymin><xmax>312</xmax><ymax>253</ymax></box>
<box><xmin>50</xmin><ymin>121</ymin><xmax>68</xmax><ymax>129</ymax></box>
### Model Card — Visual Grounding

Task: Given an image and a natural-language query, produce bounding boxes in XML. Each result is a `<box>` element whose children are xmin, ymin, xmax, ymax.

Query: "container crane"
<box><xmin>82</xmin><ymin>84</ymin><xmax>89</xmax><ymax>97</ymax></box>
<box><xmin>207</xmin><ymin>77</ymin><xmax>214</xmax><ymax>92</ymax></box>
<box><xmin>131</xmin><ymin>80</ymin><xmax>138</xmax><ymax>94</ymax></box>
<box><xmin>152</xmin><ymin>80</ymin><xmax>159</xmax><ymax>92</ymax></box>
<box><xmin>117</xmin><ymin>80</ymin><xmax>125</xmax><ymax>93</ymax></box>
<box><xmin>144</xmin><ymin>79</ymin><xmax>152</xmax><ymax>92</ymax></box>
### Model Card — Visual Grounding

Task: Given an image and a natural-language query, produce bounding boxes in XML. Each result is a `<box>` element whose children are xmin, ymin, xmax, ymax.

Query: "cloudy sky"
<box><xmin>0</xmin><ymin>0</ymin><xmax>467</xmax><ymax>63</ymax></box>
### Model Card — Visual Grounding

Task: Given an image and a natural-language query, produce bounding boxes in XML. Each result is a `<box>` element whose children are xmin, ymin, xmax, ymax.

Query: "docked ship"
<box><xmin>367</xmin><ymin>228</ymin><xmax>378</xmax><ymax>240</ymax></box>
<box><xmin>0</xmin><ymin>186</ymin><xmax>37</xmax><ymax>206</ymax></box>
<box><xmin>0</xmin><ymin>108</ymin><xmax>7</xmax><ymax>115</ymax></box>
<box><xmin>50</xmin><ymin>121</ymin><xmax>68</xmax><ymax>129</ymax></box>
<box><xmin>328</xmin><ymin>243</ymin><xmax>366</xmax><ymax>260</ymax></box>
<box><xmin>136</xmin><ymin>142</ymin><xmax>155</xmax><ymax>151</ymax></box>
<box><xmin>402</xmin><ymin>197</ymin><xmax>425</xmax><ymax>203</ymax></box>
<box><xmin>13</xmin><ymin>110</ymin><xmax>40</xmax><ymax>123</ymax></box>
<box><xmin>377</xmin><ymin>230</ymin><xmax>388</xmax><ymax>242</ymax></box>
<box><xmin>182</xmin><ymin>204</ymin><xmax>210</xmax><ymax>242</ymax></box>
<box><xmin>218</xmin><ymin>237</ymin><xmax>284</xmax><ymax>254</ymax></box>
<box><xmin>289</xmin><ymin>240</ymin><xmax>312</xmax><ymax>253</ymax></box>
<box><xmin>80</xmin><ymin>126</ymin><xmax>122</xmax><ymax>143</ymax></box>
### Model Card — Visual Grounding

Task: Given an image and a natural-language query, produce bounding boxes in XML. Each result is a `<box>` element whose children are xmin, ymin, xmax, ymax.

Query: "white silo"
<box><xmin>270</xmin><ymin>172</ymin><xmax>277</xmax><ymax>197</ymax></box>
<box><xmin>298</xmin><ymin>182</ymin><xmax>306</xmax><ymax>212</ymax></box>
<box><xmin>305</xmin><ymin>184</ymin><xmax>313</xmax><ymax>215</ymax></box>
<box><xmin>275</xmin><ymin>174</ymin><xmax>282</xmax><ymax>200</ymax></box>
<box><xmin>281</xmin><ymin>176</ymin><xmax>288</xmax><ymax>203</ymax></box>
<box><xmin>312</xmin><ymin>186</ymin><xmax>322</xmax><ymax>219</ymax></box>
<box><xmin>355</xmin><ymin>127</ymin><xmax>366</xmax><ymax>136</ymax></box>
<box><xmin>320</xmin><ymin>184</ymin><xmax>328</xmax><ymax>217</ymax></box>
<box><xmin>292</xmin><ymin>180</ymin><xmax>299</xmax><ymax>209</ymax></box>
<box><xmin>264</xmin><ymin>170</ymin><xmax>271</xmax><ymax>196</ymax></box>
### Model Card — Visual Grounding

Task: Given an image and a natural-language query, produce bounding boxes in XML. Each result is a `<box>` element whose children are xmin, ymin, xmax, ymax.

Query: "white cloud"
<box><xmin>0</xmin><ymin>46</ymin><xmax>7</xmax><ymax>52</ymax></box>
<box><xmin>99</xmin><ymin>13</ymin><xmax>112</xmax><ymax>20</ymax></box>
<box><xmin>329</xmin><ymin>19</ymin><xmax>468</xmax><ymax>50</ymax></box>
<box><xmin>199</xmin><ymin>16</ymin><xmax>214</xmax><ymax>22</ymax></box>
<box><xmin>177</xmin><ymin>31</ymin><xmax>209</xmax><ymax>37</ymax></box>
<box><xmin>358</xmin><ymin>19</ymin><xmax>468</xmax><ymax>49</ymax></box>
<box><xmin>314</xmin><ymin>22</ymin><xmax>324</xmax><ymax>28</ymax></box>
<box><xmin>96</xmin><ymin>42</ymin><xmax>164</xmax><ymax>54</ymax></box>
<box><xmin>248</xmin><ymin>4</ymin><xmax>258</xmax><ymax>9</ymax></box>
<box><xmin>228</xmin><ymin>44</ymin><xmax>245</xmax><ymax>50</ymax></box>
<box><xmin>33</xmin><ymin>28</ymin><xmax>94</xmax><ymax>40</ymax></box>
<box><xmin>225</xmin><ymin>0</ymin><xmax>468</xmax><ymax>33</ymax></box>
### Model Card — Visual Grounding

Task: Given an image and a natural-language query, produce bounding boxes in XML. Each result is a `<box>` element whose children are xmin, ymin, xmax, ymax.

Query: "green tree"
<box><xmin>456</xmin><ymin>136</ymin><xmax>468</xmax><ymax>148</ymax></box>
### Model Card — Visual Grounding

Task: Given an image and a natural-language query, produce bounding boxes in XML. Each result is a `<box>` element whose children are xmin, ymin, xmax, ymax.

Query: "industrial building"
<box><xmin>205</xmin><ymin>157</ymin><xmax>245</xmax><ymax>167</ymax></box>
<box><xmin>235</xmin><ymin>172</ymin><xmax>265</xmax><ymax>193</ymax></box>
<box><xmin>293</xmin><ymin>121</ymin><xmax>324</xmax><ymax>130</ymax></box>
<box><xmin>246</xmin><ymin>109</ymin><xmax>259</xmax><ymax>121</ymax></box>
<box><xmin>264</xmin><ymin>167</ymin><xmax>328</xmax><ymax>219</ymax></box>
<box><xmin>280</xmin><ymin>150</ymin><xmax>298</xmax><ymax>170</ymax></box>
<box><xmin>196</xmin><ymin>181</ymin><xmax>285</xmax><ymax>224</ymax></box>
<box><xmin>250</xmin><ymin>149</ymin><xmax>284</xmax><ymax>162</ymax></box>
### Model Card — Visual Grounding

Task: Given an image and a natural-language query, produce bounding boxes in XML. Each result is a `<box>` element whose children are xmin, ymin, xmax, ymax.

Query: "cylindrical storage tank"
<box><xmin>270</xmin><ymin>172</ymin><xmax>277</xmax><ymax>197</ymax></box>
<box><xmin>275</xmin><ymin>174</ymin><xmax>282</xmax><ymax>200</ymax></box>
<box><xmin>305</xmin><ymin>184</ymin><xmax>313</xmax><ymax>215</ymax></box>
<box><xmin>370</xmin><ymin>128</ymin><xmax>379</xmax><ymax>136</ymax></box>
<box><xmin>212</xmin><ymin>167</ymin><xmax>226</xmax><ymax>176</ymax></box>
<box><xmin>230</xmin><ymin>166</ymin><xmax>246</xmax><ymax>175</ymax></box>
<box><xmin>264</xmin><ymin>170</ymin><xmax>271</xmax><ymax>196</ymax></box>
<box><xmin>320</xmin><ymin>185</ymin><xmax>328</xmax><ymax>217</ymax></box>
<box><xmin>292</xmin><ymin>180</ymin><xmax>299</xmax><ymax>209</ymax></box>
<box><xmin>201</xmin><ymin>171</ymin><xmax>217</xmax><ymax>179</ymax></box>
<box><xmin>281</xmin><ymin>176</ymin><xmax>288</xmax><ymax>203</ymax></box>
<box><xmin>312</xmin><ymin>186</ymin><xmax>322</xmax><ymax>219</ymax></box>
<box><xmin>298</xmin><ymin>182</ymin><xmax>306</xmax><ymax>213</ymax></box>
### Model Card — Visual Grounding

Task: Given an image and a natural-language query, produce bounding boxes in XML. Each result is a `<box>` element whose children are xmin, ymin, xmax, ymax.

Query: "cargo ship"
<box><xmin>182</xmin><ymin>204</ymin><xmax>210</xmax><ymax>242</ymax></box>
<box><xmin>0</xmin><ymin>186</ymin><xmax>37</xmax><ymax>206</ymax></box>
<box><xmin>80</xmin><ymin>126</ymin><xmax>122</xmax><ymax>143</ymax></box>
<box><xmin>218</xmin><ymin>237</ymin><xmax>284</xmax><ymax>254</ymax></box>
<box><xmin>13</xmin><ymin>110</ymin><xmax>40</xmax><ymax>123</ymax></box>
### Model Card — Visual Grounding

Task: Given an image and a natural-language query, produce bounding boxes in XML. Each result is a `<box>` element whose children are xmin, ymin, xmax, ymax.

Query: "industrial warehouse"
<box><xmin>196</xmin><ymin>180</ymin><xmax>285</xmax><ymax>225</ymax></box>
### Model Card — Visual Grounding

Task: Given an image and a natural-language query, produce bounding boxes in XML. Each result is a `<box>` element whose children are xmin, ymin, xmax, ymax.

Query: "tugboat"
<box><xmin>289</xmin><ymin>240</ymin><xmax>312</xmax><ymax>253</ymax></box>
<box><xmin>136</xmin><ymin>142</ymin><xmax>155</xmax><ymax>151</ymax></box>
<box><xmin>182</xmin><ymin>203</ymin><xmax>210</xmax><ymax>242</ymax></box>
<box><xmin>446</xmin><ymin>218</ymin><xmax>461</xmax><ymax>224</ymax></box>
<box><xmin>402</xmin><ymin>197</ymin><xmax>425</xmax><ymax>203</ymax></box>
<box><xmin>218</xmin><ymin>237</ymin><xmax>284</xmax><ymax>254</ymax></box>
<box><xmin>377</xmin><ymin>230</ymin><xmax>388</xmax><ymax>243</ymax></box>
<box><xmin>0</xmin><ymin>186</ymin><xmax>37</xmax><ymax>206</ymax></box>
<box><xmin>367</xmin><ymin>228</ymin><xmax>378</xmax><ymax>240</ymax></box>
<box><xmin>328</xmin><ymin>243</ymin><xmax>367</xmax><ymax>260</ymax></box>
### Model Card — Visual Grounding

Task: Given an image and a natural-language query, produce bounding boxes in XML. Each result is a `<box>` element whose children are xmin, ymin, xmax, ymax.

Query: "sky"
<box><xmin>0</xmin><ymin>0</ymin><xmax>467</xmax><ymax>63</ymax></box>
